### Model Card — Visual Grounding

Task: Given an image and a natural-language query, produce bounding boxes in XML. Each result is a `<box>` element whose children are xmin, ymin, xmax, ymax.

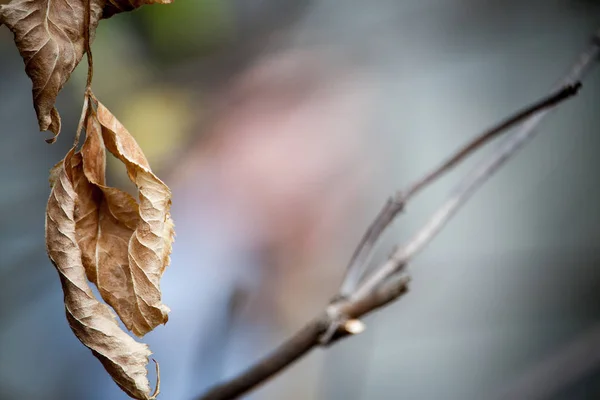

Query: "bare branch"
<box><xmin>198</xmin><ymin>317</ymin><xmax>328</xmax><ymax>400</ymax></box>
<box><xmin>353</xmin><ymin>34</ymin><xmax>599</xmax><ymax>300</ymax></box>
<box><xmin>198</xmin><ymin>275</ymin><xmax>411</xmax><ymax>400</ymax></box>
<box><xmin>340</xmin><ymin>82</ymin><xmax>582</xmax><ymax>296</ymax></box>
<box><xmin>196</xmin><ymin>29</ymin><xmax>600</xmax><ymax>400</ymax></box>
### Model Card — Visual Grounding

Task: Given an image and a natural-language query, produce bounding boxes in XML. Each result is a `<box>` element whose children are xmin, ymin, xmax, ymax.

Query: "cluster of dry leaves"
<box><xmin>1</xmin><ymin>1</ymin><xmax>175</xmax><ymax>398</ymax></box>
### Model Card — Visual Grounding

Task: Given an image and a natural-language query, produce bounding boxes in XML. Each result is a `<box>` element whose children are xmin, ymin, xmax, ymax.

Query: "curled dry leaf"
<box><xmin>0</xmin><ymin>0</ymin><xmax>104</xmax><ymax>141</ymax></box>
<box><xmin>74</xmin><ymin>113</ymin><xmax>143</xmax><ymax>333</ymax></box>
<box><xmin>0</xmin><ymin>0</ymin><xmax>173</xmax><ymax>142</ymax></box>
<box><xmin>74</xmin><ymin>104</ymin><xmax>173</xmax><ymax>337</ymax></box>
<box><xmin>45</xmin><ymin>148</ymin><xmax>159</xmax><ymax>399</ymax></box>
<box><xmin>88</xmin><ymin>98</ymin><xmax>175</xmax><ymax>337</ymax></box>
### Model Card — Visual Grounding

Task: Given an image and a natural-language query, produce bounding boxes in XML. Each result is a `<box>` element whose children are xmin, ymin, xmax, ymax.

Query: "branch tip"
<box><xmin>195</xmin><ymin>28</ymin><xmax>600</xmax><ymax>400</ymax></box>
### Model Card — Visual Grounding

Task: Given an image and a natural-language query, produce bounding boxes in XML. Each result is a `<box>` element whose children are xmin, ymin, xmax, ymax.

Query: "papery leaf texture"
<box><xmin>0</xmin><ymin>0</ymin><xmax>103</xmax><ymax>141</ymax></box>
<box><xmin>0</xmin><ymin>0</ymin><xmax>173</xmax><ymax>141</ymax></box>
<box><xmin>93</xmin><ymin>98</ymin><xmax>175</xmax><ymax>337</ymax></box>
<box><xmin>73</xmin><ymin>112</ymin><xmax>144</xmax><ymax>334</ymax></box>
<box><xmin>45</xmin><ymin>147</ymin><xmax>158</xmax><ymax>399</ymax></box>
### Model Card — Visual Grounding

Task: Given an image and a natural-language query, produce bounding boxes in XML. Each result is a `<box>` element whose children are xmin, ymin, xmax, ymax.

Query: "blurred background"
<box><xmin>1</xmin><ymin>1</ymin><xmax>600</xmax><ymax>399</ymax></box>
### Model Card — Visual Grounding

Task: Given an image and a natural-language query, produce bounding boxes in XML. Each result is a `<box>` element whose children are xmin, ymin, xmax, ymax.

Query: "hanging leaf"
<box><xmin>74</xmin><ymin>105</ymin><xmax>170</xmax><ymax>336</ymax></box>
<box><xmin>45</xmin><ymin>147</ymin><xmax>159</xmax><ymax>399</ymax></box>
<box><xmin>0</xmin><ymin>0</ymin><xmax>104</xmax><ymax>141</ymax></box>
<box><xmin>73</xmin><ymin>112</ymin><xmax>144</xmax><ymax>333</ymax></box>
<box><xmin>92</xmin><ymin>98</ymin><xmax>175</xmax><ymax>337</ymax></box>
<box><xmin>103</xmin><ymin>0</ymin><xmax>173</xmax><ymax>18</ymax></box>
<box><xmin>0</xmin><ymin>0</ymin><xmax>173</xmax><ymax>142</ymax></box>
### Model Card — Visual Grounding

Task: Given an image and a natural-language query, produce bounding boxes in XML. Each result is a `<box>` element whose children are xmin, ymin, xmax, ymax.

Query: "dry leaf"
<box><xmin>46</xmin><ymin>147</ymin><xmax>158</xmax><ymax>399</ymax></box>
<box><xmin>0</xmin><ymin>0</ymin><xmax>173</xmax><ymax>141</ymax></box>
<box><xmin>75</xmin><ymin>109</ymin><xmax>162</xmax><ymax>336</ymax></box>
<box><xmin>103</xmin><ymin>0</ymin><xmax>173</xmax><ymax>18</ymax></box>
<box><xmin>92</xmin><ymin>99</ymin><xmax>175</xmax><ymax>337</ymax></box>
<box><xmin>0</xmin><ymin>0</ymin><xmax>104</xmax><ymax>141</ymax></box>
<box><xmin>73</xmin><ymin>134</ymin><xmax>142</xmax><ymax>334</ymax></box>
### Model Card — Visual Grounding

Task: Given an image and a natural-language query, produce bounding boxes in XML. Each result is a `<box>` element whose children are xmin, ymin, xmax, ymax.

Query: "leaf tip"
<box><xmin>42</xmin><ymin>108</ymin><xmax>61</xmax><ymax>143</ymax></box>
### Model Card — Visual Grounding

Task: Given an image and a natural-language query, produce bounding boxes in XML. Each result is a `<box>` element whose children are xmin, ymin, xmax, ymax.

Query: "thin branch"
<box><xmin>353</xmin><ymin>35</ymin><xmax>599</xmax><ymax>300</ymax></box>
<box><xmin>340</xmin><ymin>82</ymin><xmax>581</xmax><ymax>296</ymax></box>
<box><xmin>198</xmin><ymin>276</ymin><xmax>411</xmax><ymax>400</ymax></box>
<box><xmin>199</xmin><ymin>317</ymin><xmax>327</xmax><ymax>400</ymax></box>
<box><xmin>196</xmin><ymin>30</ymin><xmax>600</xmax><ymax>400</ymax></box>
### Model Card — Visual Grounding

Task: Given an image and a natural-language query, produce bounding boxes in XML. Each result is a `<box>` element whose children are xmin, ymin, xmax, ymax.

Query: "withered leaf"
<box><xmin>103</xmin><ymin>0</ymin><xmax>173</xmax><ymax>18</ymax></box>
<box><xmin>46</xmin><ymin>148</ymin><xmax>158</xmax><ymax>399</ymax></box>
<box><xmin>0</xmin><ymin>0</ymin><xmax>173</xmax><ymax>141</ymax></box>
<box><xmin>92</xmin><ymin>99</ymin><xmax>175</xmax><ymax>337</ymax></box>
<box><xmin>73</xmin><ymin>145</ymin><xmax>142</xmax><ymax>334</ymax></box>
<box><xmin>0</xmin><ymin>0</ymin><xmax>104</xmax><ymax>141</ymax></box>
<box><xmin>75</xmin><ymin>109</ymin><xmax>161</xmax><ymax>336</ymax></box>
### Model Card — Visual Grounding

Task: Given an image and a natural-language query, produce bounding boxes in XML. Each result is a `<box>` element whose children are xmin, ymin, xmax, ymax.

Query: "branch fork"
<box><xmin>197</xmin><ymin>30</ymin><xmax>599</xmax><ymax>400</ymax></box>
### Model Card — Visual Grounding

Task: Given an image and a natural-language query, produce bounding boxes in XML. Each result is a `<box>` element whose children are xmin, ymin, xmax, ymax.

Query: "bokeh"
<box><xmin>1</xmin><ymin>1</ymin><xmax>600</xmax><ymax>399</ymax></box>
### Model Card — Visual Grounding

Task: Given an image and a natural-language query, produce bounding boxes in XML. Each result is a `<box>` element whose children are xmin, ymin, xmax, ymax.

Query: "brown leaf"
<box><xmin>74</xmin><ymin>110</ymin><xmax>159</xmax><ymax>336</ymax></box>
<box><xmin>103</xmin><ymin>0</ymin><xmax>173</xmax><ymax>18</ymax></box>
<box><xmin>73</xmin><ymin>160</ymin><xmax>142</xmax><ymax>332</ymax></box>
<box><xmin>0</xmin><ymin>0</ymin><xmax>173</xmax><ymax>141</ymax></box>
<box><xmin>0</xmin><ymin>0</ymin><xmax>104</xmax><ymax>141</ymax></box>
<box><xmin>45</xmin><ymin>148</ymin><xmax>158</xmax><ymax>399</ymax></box>
<box><xmin>93</xmin><ymin>99</ymin><xmax>175</xmax><ymax>337</ymax></box>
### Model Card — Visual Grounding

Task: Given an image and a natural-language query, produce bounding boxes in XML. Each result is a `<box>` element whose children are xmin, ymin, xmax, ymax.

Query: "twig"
<box><xmin>198</xmin><ymin>275</ymin><xmax>411</xmax><ymax>400</ymax></box>
<box><xmin>339</xmin><ymin>82</ymin><xmax>581</xmax><ymax>296</ymax></box>
<box><xmin>196</xmin><ymin>30</ymin><xmax>600</xmax><ymax>400</ymax></box>
<box><xmin>352</xmin><ymin>33</ymin><xmax>599</xmax><ymax>300</ymax></box>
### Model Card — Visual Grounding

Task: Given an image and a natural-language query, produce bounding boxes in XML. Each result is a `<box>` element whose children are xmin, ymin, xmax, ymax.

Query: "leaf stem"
<box><xmin>84</xmin><ymin>0</ymin><xmax>93</xmax><ymax>90</ymax></box>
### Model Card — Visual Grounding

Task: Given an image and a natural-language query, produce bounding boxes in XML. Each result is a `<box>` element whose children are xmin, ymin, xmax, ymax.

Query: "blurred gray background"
<box><xmin>1</xmin><ymin>1</ymin><xmax>600</xmax><ymax>399</ymax></box>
